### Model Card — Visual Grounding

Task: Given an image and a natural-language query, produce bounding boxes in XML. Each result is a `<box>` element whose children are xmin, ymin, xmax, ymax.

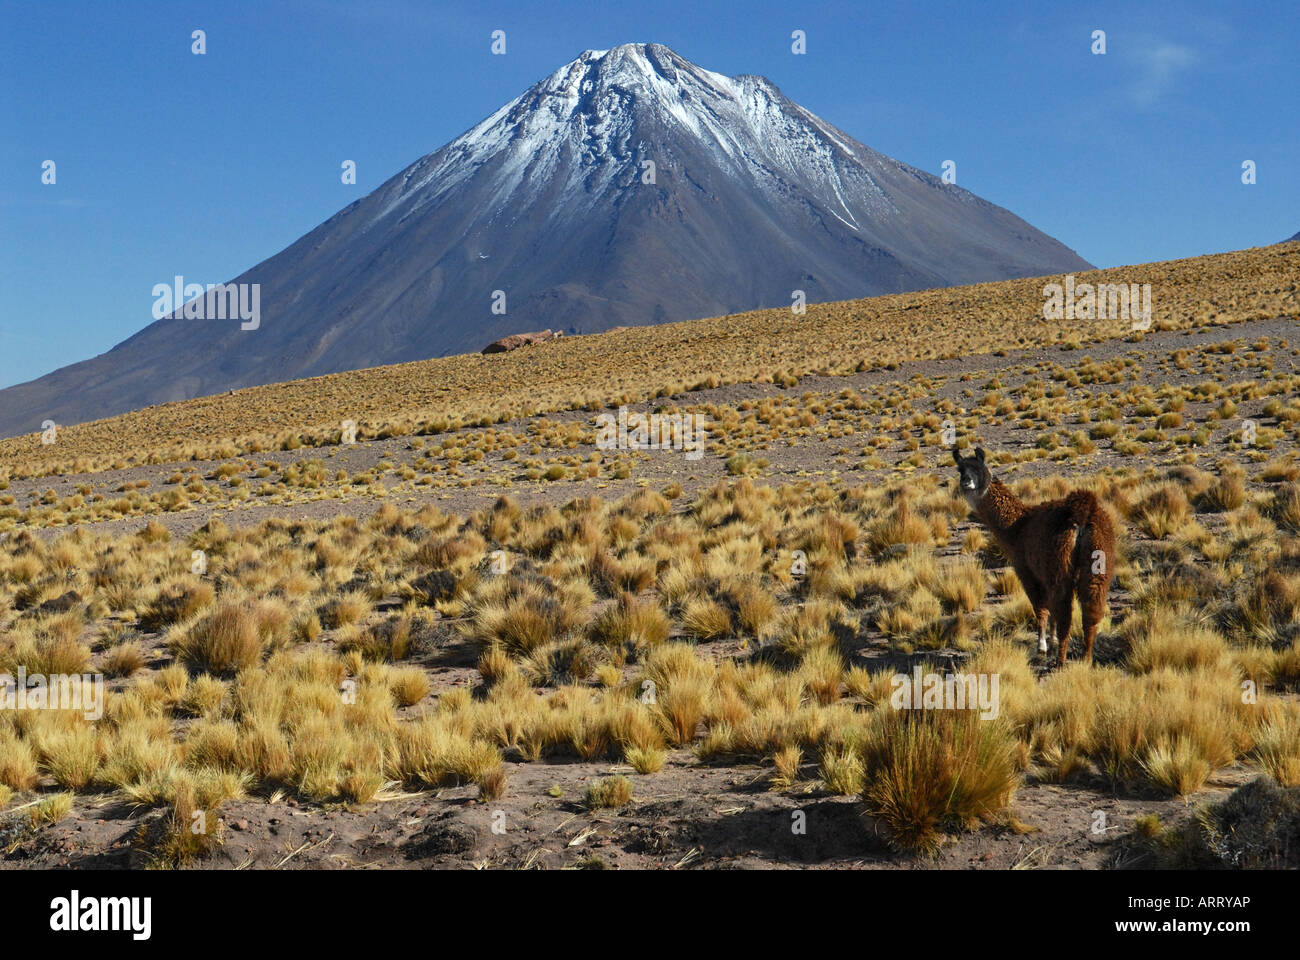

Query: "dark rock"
<box><xmin>482</xmin><ymin>329</ymin><xmax>562</xmax><ymax>354</ymax></box>
<box><xmin>406</xmin><ymin>819</ymin><xmax>479</xmax><ymax>860</ymax></box>
<box><xmin>1197</xmin><ymin>777</ymin><xmax>1300</xmax><ymax>869</ymax></box>
<box><xmin>1123</xmin><ymin>776</ymin><xmax>1300</xmax><ymax>869</ymax></box>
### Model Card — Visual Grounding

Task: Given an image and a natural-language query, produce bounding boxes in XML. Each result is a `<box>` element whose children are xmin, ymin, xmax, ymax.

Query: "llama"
<box><xmin>952</xmin><ymin>448</ymin><xmax>1116</xmax><ymax>665</ymax></box>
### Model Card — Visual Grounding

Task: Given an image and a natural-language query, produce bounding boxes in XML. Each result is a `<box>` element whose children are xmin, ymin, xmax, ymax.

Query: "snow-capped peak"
<box><xmin>372</xmin><ymin>42</ymin><xmax>901</xmax><ymax>230</ymax></box>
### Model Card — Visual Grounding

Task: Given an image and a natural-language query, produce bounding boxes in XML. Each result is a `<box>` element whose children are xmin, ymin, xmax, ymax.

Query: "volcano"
<box><xmin>0</xmin><ymin>42</ymin><xmax>1092</xmax><ymax>437</ymax></box>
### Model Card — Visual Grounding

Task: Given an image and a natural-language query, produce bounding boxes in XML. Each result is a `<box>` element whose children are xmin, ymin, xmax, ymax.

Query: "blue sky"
<box><xmin>1</xmin><ymin>0</ymin><xmax>1296</xmax><ymax>390</ymax></box>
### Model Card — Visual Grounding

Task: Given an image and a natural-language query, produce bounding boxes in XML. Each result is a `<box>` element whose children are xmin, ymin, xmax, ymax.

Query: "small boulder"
<box><xmin>406</xmin><ymin>817</ymin><xmax>478</xmax><ymax>859</ymax></box>
<box><xmin>481</xmin><ymin>329</ymin><xmax>562</xmax><ymax>354</ymax></box>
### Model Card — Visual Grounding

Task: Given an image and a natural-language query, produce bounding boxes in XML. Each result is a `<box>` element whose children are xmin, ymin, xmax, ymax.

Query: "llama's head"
<box><xmin>952</xmin><ymin>447</ymin><xmax>992</xmax><ymax>506</ymax></box>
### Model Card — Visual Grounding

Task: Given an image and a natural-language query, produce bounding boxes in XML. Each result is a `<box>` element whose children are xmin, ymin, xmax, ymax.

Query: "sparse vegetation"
<box><xmin>0</xmin><ymin>253</ymin><xmax>1296</xmax><ymax>868</ymax></box>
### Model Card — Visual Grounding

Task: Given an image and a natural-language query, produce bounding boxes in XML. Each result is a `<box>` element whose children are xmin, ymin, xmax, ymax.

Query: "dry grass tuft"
<box><xmin>863</xmin><ymin>710</ymin><xmax>1020</xmax><ymax>854</ymax></box>
<box><xmin>585</xmin><ymin>775</ymin><xmax>634</xmax><ymax>808</ymax></box>
<box><xmin>173</xmin><ymin>603</ymin><xmax>265</xmax><ymax>674</ymax></box>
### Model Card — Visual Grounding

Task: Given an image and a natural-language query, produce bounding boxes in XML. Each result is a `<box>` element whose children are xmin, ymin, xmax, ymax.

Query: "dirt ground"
<box><xmin>0</xmin><ymin>750</ymin><xmax>1268</xmax><ymax>870</ymax></box>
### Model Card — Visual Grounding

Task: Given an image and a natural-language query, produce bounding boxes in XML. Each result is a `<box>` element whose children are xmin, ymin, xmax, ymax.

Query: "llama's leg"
<box><xmin>1080</xmin><ymin>612</ymin><xmax>1101</xmax><ymax>663</ymax></box>
<box><xmin>1020</xmin><ymin>575</ymin><xmax>1050</xmax><ymax>655</ymax></box>
<box><xmin>1053</xmin><ymin>596</ymin><xmax>1074</xmax><ymax>667</ymax></box>
<box><xmin>1078</xmin><ymin>568</ymin><xmax>1112</xmax><ymax>665</ymax></box>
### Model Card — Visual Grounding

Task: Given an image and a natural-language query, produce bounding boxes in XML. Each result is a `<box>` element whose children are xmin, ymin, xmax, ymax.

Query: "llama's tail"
<box><xmin>1065</xmin><ymin>492</ymin><xmax>1114</xmax><ymax>603</ymax></box>
<box><xmin>1072</xmin><ymin>520</ymin><xmax>1093</xmax><ymax>580</ymax></box>
<box><xmin>1064</xmin><ymin>494</ymin><xmax>1087</xmax><ymax>560</ymax></box>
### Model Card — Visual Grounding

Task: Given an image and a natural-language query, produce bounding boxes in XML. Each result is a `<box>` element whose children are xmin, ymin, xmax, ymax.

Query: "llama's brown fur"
<box><xmin>954</xmin><ymin>449</ymin><xmax>1117</xmax><ymax>665</ymax></box>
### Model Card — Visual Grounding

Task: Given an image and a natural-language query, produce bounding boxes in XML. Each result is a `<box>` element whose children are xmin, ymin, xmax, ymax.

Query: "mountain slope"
<box><xmin>0</xmin><ymin>42</ymin><xmax>1092</xmax><ymax>438</ymax></box>
<box><xmin>7</xmin><ymin>242</ymin><xmax>1293</xmax><ymax>476</ymax></box>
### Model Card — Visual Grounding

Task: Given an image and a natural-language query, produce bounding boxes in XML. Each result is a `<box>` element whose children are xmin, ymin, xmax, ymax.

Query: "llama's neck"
<box><xmin>972</xmin><ymin>481</ymin><xmax>1027</xmax><ymax>539</ymax></box>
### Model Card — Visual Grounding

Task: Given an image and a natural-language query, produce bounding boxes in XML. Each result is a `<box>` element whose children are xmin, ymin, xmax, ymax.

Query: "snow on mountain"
<box><xmin>376</xmin><ymin>44</ymin><xmax>897</xmax><ymax>230</ymax></box>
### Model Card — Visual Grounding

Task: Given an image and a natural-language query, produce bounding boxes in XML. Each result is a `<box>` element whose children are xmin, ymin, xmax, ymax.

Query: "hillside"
<box><xmin>1</xmin><ymin>242</ymin><xmax>1295</xmax><ymax>480</ymax></box>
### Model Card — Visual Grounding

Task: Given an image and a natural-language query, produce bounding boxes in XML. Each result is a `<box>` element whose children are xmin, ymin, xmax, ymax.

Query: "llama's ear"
<box><xmin>951</xmin><ymin>448</ymin><xmax>963</xmax><ymax>465</ymax></box>
<box><xmin>975</xmin><ymin>447</ymin><xmax>986</xmax><ymax>463</ymax></box>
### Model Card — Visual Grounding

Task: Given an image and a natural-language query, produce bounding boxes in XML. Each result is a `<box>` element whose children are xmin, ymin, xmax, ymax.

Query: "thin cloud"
<box><xmin>1131</xmin><ymin>42</ymin><xmax>1197</xmax><ymax>106</ymax></box>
